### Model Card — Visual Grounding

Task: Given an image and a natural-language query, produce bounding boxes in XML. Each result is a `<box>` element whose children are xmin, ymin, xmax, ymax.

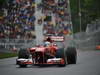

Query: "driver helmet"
<box><xmin>44</xmin><ymin>41</ymin><xmax>51</xmax><ymax>47</ymax></box>
<box><xmin>53</xmin><ymin>43</ymin><xmax>57</xmax><ymax>46</ymax></box>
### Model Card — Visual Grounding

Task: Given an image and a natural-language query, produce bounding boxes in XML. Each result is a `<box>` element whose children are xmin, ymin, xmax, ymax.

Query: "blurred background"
<box><xmin>0</xmin><ymin>0</ymin><xmax>100</xmax><ymax>53</ymax></box>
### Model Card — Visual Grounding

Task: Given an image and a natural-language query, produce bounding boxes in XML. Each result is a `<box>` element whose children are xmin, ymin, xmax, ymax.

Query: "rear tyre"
<box><xmin>66</xmin><ymin>47</ymin><xmax>77</xmax><ymax>64</ymax></box>
<box><xmin>56</xmin><ymin>48</ymin><xmax>66</xmax><ymax>67</ymax></box>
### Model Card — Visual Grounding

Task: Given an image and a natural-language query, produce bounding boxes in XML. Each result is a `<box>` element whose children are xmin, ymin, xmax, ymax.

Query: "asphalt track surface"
<box><xmin>0</xmin><ymin>50</ymin><xmax>100</xmax><ymax>75</ymax></box>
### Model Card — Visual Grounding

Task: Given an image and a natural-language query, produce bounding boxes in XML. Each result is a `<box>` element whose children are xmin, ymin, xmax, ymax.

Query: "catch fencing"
<box><xmin>74</xmin><ymin>19</ymin><xmax>100</xmax><ymax>50</ymax></box>
<box><xmin>0</xmin><ymin>39</ymin><xmax>36</xmax><ymax>53</ymax></box>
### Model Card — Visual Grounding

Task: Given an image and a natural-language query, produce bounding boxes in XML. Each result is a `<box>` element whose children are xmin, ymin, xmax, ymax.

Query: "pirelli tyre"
<box><xmin>18</xmin><ymin>49</ymin><xmax>30</xmax><ymax>67</ymax></box>
<box><xmin>56</xmin><ymin>48</ymin><xmax>66</xmax><ymax>67</ymax></box>
<box><xmin>66</xmin><ymin>47</ymin><xmax>77</xmax><ymax>64</ymax></box>
<box><xmin>19</xmin><ymin>64</ymin><xmax>27</xmax><ymax>67</ymax></box>
<box><xmin>18</xmin><ymin>49</ymin><xmax>30</xmax><ymax>59</ymax></box>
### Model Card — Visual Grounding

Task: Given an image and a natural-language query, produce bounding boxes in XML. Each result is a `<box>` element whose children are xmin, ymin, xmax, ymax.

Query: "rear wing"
<box><xmin>50</xmin><ymin>36</ymin><xmax>64</xmax><ymax>42</ymax></box>
<box><xmin>44</xmin><ymin>36</ymin><xmax>64</xmax><ymax>42</ymax></box>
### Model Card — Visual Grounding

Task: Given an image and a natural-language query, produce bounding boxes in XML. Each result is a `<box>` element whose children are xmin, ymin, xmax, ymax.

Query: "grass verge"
<box><xmin>0</xmin><ymin>53</ymin><xmax>17</xmax><ymax>59</ymax></box>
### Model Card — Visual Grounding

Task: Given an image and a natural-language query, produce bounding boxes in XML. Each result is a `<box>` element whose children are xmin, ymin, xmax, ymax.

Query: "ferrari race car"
<box><xmin>96</xmin><ymin>45</ymin><xmax>100</xmax><ymax>50</ymax></box>
<box><xmin>16</xmin><ymin>36</ymin><xmax>77</xmax><ymax>67</ymax></box>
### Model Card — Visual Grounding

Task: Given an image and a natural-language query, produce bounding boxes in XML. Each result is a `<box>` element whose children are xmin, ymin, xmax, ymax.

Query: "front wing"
<box><xmin>16</xmin><ymin>58</ymin><xmax>65</xmax><ymax>65</ymax></box>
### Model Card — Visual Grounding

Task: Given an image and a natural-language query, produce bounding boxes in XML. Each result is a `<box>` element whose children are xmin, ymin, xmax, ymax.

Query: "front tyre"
<box><xmin>66</xmin><ymin>47</ymin><xmax>77</xmax><ymax>64</ymax></box>
<box><xmin>18</xmin><ymin>49</ymin><xmax>30</xmax><ymax>59</ymax></box>
<box><xmin>17</xmin><ymin>49</ymin><xmax>30</xmax><ymax>67</ymax></box>
<box><xmin>19</xmin><ymin>64</ymin><xmax>27</xmax><ymax>67</ymax></box>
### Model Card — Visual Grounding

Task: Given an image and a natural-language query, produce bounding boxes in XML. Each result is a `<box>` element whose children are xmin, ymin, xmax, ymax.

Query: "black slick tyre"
<box><xmin>66</xmin><ymin>47</ymin><xmax>77</xmax><ymax>64</ymax></box>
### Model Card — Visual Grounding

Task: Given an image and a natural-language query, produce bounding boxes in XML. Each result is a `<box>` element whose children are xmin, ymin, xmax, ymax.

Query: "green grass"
<box><xmin>0</xmin><ymin>53</ymin><xmax>17</xmax><ymax>59</ymax></box>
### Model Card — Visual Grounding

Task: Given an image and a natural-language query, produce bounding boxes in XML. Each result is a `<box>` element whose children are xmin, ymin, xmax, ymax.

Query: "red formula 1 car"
<box><xmin>16</xmin><ymin>36</ymin><xmax>77</xmax><ymax>67</ymax></box>
<box><xmin>96</xmin><ymin>45</ymin><xmax>100</xmax><ymax>50</ymax></box>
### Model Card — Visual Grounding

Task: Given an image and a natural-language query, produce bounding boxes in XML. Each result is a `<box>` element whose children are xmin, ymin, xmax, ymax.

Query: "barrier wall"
<box><xmin>0</xmin><ymin>39</ymin><xmax>36</xmax><ymax>53</ymax></box>
<box><xmin>74</xmin><ymin>20</ymin><xmax>100</xmax><ymax>50</ymax></box>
